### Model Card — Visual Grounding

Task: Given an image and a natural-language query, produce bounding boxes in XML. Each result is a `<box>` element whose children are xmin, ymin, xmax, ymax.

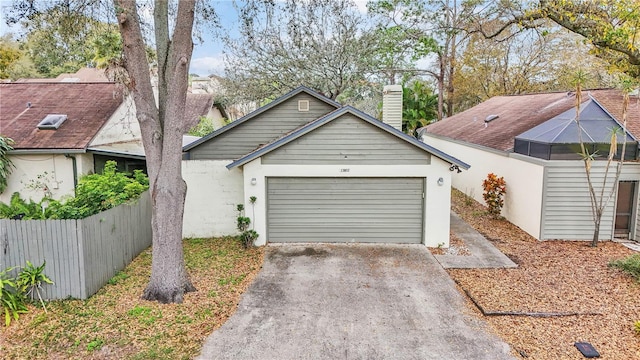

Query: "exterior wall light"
<box><xmin>437</xmin><ymin>177</ymin><xmax>444</xmax><ymax>186</ymax></box>
<box><xmin>251</xmin><ymin>178</ymin><xmax>257</xmax><ymax>185</ymax></box>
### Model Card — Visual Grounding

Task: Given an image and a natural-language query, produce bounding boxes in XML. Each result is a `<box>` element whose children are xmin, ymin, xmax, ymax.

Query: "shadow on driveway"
<box><xmin>197</xmin><ymin>244</ymin><xmax>514</xmax><ymax>360</ymax></box>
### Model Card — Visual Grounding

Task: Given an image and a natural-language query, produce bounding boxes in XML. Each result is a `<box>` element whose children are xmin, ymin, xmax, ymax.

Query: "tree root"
<box><xmin>461</xmin><ymin>288</ymin><xmax>602</xmax><ymax>318</ymax></box>
<box><xmin>142</xmin><ymin>282</ymin><xmax>196</xmax><ymax>304</ymax></box>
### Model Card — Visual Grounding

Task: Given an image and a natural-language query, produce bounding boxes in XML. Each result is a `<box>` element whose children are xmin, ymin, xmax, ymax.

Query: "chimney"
<box><xmin>382</xmin><ymin>85</ymin><xmax>403</xmax><ymax>131</ymax></box>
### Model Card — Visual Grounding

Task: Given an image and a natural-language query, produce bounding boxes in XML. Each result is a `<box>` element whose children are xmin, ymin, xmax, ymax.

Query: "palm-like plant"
<box><xmin>402</xmin><ymin>80</ymin><xmax>438</xmax><ymax>137</ymax></box>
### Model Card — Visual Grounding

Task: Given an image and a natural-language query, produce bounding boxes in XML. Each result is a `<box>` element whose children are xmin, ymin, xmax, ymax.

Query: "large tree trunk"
<box><xmin>446</xmin><ymin>33</ymin><xmax>456</xmax><ymax>117</ymax></box>
<box><xmin>436</xmin><ymin>53</ymin><xmax>445</xmax><ymax>121</ymax></box>
<box><xmin>115</xmin><ymin>0</ymin><xmax>196</xmax><ymax>303</ymax></box>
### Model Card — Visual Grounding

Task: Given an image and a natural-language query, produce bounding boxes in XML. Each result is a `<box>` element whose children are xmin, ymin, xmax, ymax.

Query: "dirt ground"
<box><xmin>447</xmin><ymin>189</ymin><xmax>640</xmax><ymax>360</ymax></box>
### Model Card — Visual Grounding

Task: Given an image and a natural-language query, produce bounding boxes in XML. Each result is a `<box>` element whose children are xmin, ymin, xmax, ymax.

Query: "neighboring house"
<box><xmin>190</xmin><ymin>74</ymin><xmax>258</xmax><ymax>122</ymax></box>
<box><xmin>0</xmin><ymin>80</ymin><xmax>212</xmax><ymax>203</ymax></box>
<box><xmin>182</xmin><ymin>85</ymin><xmax>469</xmax><ymax>247</ymax></box>
<box><xmin>0</xmin><ymin>82</ymin><xmax>143</xmax><ymax>202</ymax></box>
<box><xmin>423</xmin><ymin>89</ymin><xmax>640</xmax><ymax>242</ymax></box>
<box><xmin>184</xmin><ymin>92</ymin><xmax>229</xmax><ymax>131</ymax></box>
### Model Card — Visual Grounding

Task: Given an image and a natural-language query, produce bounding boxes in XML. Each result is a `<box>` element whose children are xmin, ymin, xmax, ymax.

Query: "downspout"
<box><xmin>64</xmin><ymin>154</ymin><xmax>78</xmax><ymax>193</ymax></box>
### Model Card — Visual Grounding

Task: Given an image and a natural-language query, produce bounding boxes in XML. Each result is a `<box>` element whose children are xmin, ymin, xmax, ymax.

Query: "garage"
<box><xmin>267</xmin><ymin>177</ymin><xmax>424</xmax><ymax>243</ymax></box>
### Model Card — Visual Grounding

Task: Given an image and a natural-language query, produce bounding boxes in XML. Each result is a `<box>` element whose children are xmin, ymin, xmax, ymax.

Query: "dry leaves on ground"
<box><xmin>450</xmin><ymin>189</ymin><xmax>640</xmax><ymax>360</ymax></box>
<box><xmin>0</xmin><ymin>237</ymin><xmax>265</xmax><ymax>360</ymax></box>
<box><xmin>428</xmin><ymin>231</ymin><xmax>471</xmax><ymax>256</ymax></box>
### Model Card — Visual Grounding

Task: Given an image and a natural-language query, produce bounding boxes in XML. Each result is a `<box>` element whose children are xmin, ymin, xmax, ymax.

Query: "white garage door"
<box><xmin>266</xmin><ymin>177</ymin><xmax>424</xmax><ymax>243</ymax></box>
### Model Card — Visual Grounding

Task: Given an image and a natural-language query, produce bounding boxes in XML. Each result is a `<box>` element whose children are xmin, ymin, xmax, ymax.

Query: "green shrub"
<box><xmin>0</xmin><ymin>135</ymin><xmax>15</xmax><ymax>194</ymax></box>
<box><xmin>16</xmin><ymin>261</ymin><xmax>53</xmax><ymax>312</ymax></box>
<box><xmin>609</xmin><ymin>254</ymin><xmax>640</xmax><ymax>281</ymax></box>
<box><xmin>1</xmin><ymin>266</ymin><xmax>28</xmax><ymax>327</ymax></box>
<box><xmin>0</xmin><ymin>161</ymin><xmax>149</xmax><ymax>220</ymax></box>
<box><xmin>188</xmin><ymin>116</ymin><xmax>215</xmax><ymax>137</ymax></box>
<box><xmin>236</xmin><ymin>203</ymin><xmax>258</xmax><ymax>248</ymax></box>
<box><xmin>0</xmin><ymin>192</ymin><xmax>46</xmax><ymax>219</ymax></box>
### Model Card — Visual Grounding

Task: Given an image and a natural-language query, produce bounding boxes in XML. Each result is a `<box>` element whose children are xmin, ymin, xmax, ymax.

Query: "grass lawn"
<box><xmin>0</xmin><ymin>236</ymin><xmax>264</xmax><ymax>360</ymax></box>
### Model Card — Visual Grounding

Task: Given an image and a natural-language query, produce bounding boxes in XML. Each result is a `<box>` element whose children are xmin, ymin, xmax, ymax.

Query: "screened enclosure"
<box><xmin>514</xmin><ymin>99</ymin><xmax>637</xmax><ymax>160</ymax></box>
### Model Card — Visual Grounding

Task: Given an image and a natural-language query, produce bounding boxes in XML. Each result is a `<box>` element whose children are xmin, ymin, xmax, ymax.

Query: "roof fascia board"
<box><xmin>184</xmin><ymin>86</ymin><xmax>341</xmax><ymax>151</ymax></box>
<box><xmin>9</xmin><ymin>149</ymin><xmax>86</xmax><ymax>155</ymax></box>
<box><xmin>346</xmin><ymin>106</ymin><xmax>470</xmax><ymax>169</ymax></box>
<box><xmin>422</xmin><ymin>132</ymin><xmax>511</xmax><ymax>156</ymax></box>
<box><xmin>87</xmin><ymin>148</ymin><xmax>146</xmax><ymax>160</ymax></box>
<box><xmin>228</xmin><ymin>106</ymin><xmax>470</xmax><ymax>170</ymax></box>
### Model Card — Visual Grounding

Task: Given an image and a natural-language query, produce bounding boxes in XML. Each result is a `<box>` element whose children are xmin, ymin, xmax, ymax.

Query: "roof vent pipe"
<box><xmin>382</xmin><ymin>85</ymin><xmax>403</xmax><ymax>131</ymax></box>
<box><xmin>484</xmin><ymin>114</ymin><xmax>499</xmax><ymax>123</ymax></box>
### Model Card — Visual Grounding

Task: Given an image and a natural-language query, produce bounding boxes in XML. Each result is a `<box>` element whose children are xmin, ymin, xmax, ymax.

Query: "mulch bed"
<box><xmin>449</xmin><ymin>189</ymin><xmax>640</xmax><ymax>359</ymax></box>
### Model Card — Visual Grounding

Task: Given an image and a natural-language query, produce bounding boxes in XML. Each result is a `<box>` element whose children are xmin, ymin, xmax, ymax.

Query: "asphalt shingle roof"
<box><xmin>426</xmin><ymin>89</ymin><xmax>640</xmax><ymax>152</ymax></box>
<box><xmin>0</xmin><ymin>82</ymin><xmax>124</xmax><ymax>150</ymax></box>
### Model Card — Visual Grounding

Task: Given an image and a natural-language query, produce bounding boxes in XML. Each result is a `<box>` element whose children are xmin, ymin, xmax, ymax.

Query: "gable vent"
<box><xmin>38</xmin><ymin>114</ymin><xmax>67</xmax><ymax>130</ymax></box>
<box><xmin>298</xmin><ymin>100</ymin><xmax>309</xmax><ymax>112</ymax></box>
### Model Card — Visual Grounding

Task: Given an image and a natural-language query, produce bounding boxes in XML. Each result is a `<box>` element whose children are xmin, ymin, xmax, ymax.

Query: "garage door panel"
<box><xmin>268</xmin><ymin>227</ymin><xmax>416</xmax><ymax>243</ymax></box>
<box><xmin>267</xmin><ymin>177</ymin><xmax>424</xmax><ymax>244</ymax></box>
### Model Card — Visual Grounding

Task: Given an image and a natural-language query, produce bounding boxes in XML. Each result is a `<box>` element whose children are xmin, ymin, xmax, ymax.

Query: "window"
<box><xmin>37</xmin><ymin>114</ymin><xmax>67</xmax><ymax>130</ymax></box>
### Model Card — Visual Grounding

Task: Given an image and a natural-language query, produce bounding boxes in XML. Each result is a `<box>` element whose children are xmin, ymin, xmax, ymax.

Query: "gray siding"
<box><xmin>189</xmin><ymin>94</ymin><xmax>336</xmax><ymax>160</ymax></box>
<box><xmin>1</xmin><ymin>192</ymin><xmax>151</xmax><ymax>300</ymax></box>
<box><xmin>636</xmin><ymin>190</ymin><xmax>640</xmax><ymax>241</ymax></box>
<box><xmin>267</xmin><ymin>177</ymin><xmax>424</xmax><ymax>243</ymax></box>
<box><xmin>541</xmin><ymin>162</ymin><xmax>616</xmax><ymax>240</ymax></box>
<box><xmin>262</xmin><ymin>114</ymin><xmax>431</xmax><ymax>165</ymax></box>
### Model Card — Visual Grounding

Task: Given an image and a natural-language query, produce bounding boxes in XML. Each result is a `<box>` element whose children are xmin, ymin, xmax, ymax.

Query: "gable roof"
<box><xmin>0</xmin><ymin>82</ymin><xmax>124</xmax><ymax>151</ymax></box>
<box><xmin>425</xmin><ymin>89</ymin><xmax>640</xmax><ymax>152</ymax></box>
<box><xmin>184</xmin><ymin>93</ymin><xmax>215</xmax><ymax>131</ymax></box>
<box><xmin>183</xmin><ymin>86</ymin><xmax>341</xmax><ymax>151</ymax></box>
<box><xmin>227</xmin><ymin>105</ymin><xmax>470</xmax><ymax>170</ymax></box>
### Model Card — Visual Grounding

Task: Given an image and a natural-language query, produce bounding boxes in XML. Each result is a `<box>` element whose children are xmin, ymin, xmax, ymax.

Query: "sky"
<box><xmin>0</xmin><ymin>0</ymin><xmax>372</xmax><ymax>77</ymax></box>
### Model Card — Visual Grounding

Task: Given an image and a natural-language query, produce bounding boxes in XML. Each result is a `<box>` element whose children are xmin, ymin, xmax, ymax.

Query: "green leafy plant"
<box><xmin>0</xmin><ymin>192</ymin><xmax>46</xmax><ymax>220</ymax></box>
<box><xmin>635</xmin><ymin>320</ymin><xmax>640</xmax><ymax>335</ymax></box>
<box><xmin>1</xmin><ymin>266</ymin><xmax>28</xmax><ymax>327</ymax></box>
<box><xmin>236</xmin><ymin>202</ymin><xmax>258</xmax><ymax>248</ymax></box>
<box><xmin>16</xmin><ymin>261</ymin><xmax>53</xmax><ymax>312</ymax></box>
<box><xmin>188</xmin><ymin>116</ymin><xmax>215</xmax><ymax>137</ymax></box>
<box><xmin>0</xmin><ymin>135</ymin><xmax>15</xmax><ymax>194</ymax></box>
<box><xmin>0</xmin><ymin>161</ymin><xmax>149</xmax><ymax>220</ymax></box>
<box><xmin>482</xmin><ymin>173</ymin><xmax>506</xmax><ymax>218</ymax></box>
<box><xmin>609</xmin><ymin>254</ymin><xmax>640</xmax><ymax>281</ymax></box>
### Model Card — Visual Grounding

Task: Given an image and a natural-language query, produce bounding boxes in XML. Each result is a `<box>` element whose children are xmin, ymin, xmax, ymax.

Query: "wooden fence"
<box><xmin>1</xmin><ymin>191</ymin><xmax>152</xmax><ymax>300</ymax></box>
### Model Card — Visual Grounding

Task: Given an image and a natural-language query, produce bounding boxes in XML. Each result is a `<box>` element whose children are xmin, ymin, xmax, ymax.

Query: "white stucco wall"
<box><xmin>241</xmin><ymin>157</ymin><xmax>453</xmax><ymax>247</ymax></box>
<box><xmin>90</xmin><ymin>98</ymin><xmax>141</xmax><ymax>146</ymax></box>
<box><xmin>2</xmin><ymin>153</ymin><xmax>94</xmax><ymax>203</ymax></box>
<box><xmin>182</xmin><ymin>160</ymin><xmax>244</xmax><ymax>238</ymax></box>
<box><xmin>423</xmin><ymin>134</ymin><xmax>545</xmax><ymax>239</ymax></box>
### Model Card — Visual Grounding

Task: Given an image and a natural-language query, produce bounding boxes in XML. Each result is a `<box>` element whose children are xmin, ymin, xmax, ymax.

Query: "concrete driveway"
<box><xmin>197</xmin><ymin>244</ymin><xmax>514</xmax><ymax>360</ymax></box>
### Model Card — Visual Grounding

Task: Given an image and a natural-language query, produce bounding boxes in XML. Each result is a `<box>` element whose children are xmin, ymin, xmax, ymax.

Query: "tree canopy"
<box><xmin>474</xmin><ymin>0</ymin><xmax>640</xmax><ymax>81</ymax></box>
<box><xmin>223</xmin><ymin>0</ymin><xmax>381</xmax><ymax>103</ymax></box>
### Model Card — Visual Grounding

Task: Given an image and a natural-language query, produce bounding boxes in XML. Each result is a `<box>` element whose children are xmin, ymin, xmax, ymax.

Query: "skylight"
<box><xmin>37</xmin><ymin>114</ymin><xmax>67</xmax><ymax>130</ymax></box>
